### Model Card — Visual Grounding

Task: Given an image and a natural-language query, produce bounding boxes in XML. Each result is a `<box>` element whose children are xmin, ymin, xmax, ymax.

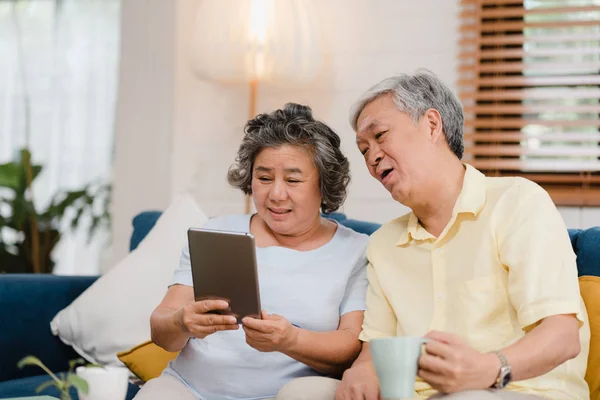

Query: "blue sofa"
<box><xmin>0</xmin><ymin>211</ymin><xmax>598</xmax><ymax>399</ymax></box>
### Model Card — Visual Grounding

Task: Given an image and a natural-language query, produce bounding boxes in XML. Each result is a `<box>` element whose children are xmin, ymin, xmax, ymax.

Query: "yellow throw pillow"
<box><xmin>117</xmin><ymin>340</ymin><xmax>179</xmax><ymax>382</ymax></box>
<box><xmin>579</xmin><ymin>275</ymin><xmax>600</xmax><ymax>400</ymax></box>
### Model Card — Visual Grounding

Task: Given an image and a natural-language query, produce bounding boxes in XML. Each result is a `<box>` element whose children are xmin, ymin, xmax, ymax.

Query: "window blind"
<box><xmin>458</xmin><ymin>0</ymin><xmax>600</xmax><ymax>206</ymax></box>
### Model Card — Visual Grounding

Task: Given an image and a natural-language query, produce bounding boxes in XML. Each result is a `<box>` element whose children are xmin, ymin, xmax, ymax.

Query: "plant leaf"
<box><xmin>0</xmin><ymin>162</ymin><xmax>21</xmax><ymax>190</ymax></box>
<box><xmin>35</xmin><ymin>379</ymin><xmax>56</xmax><ymax>394</ymax></box>
<box><xmin>71</xmin><ymin>206</ymin><xmax>86</xmax><ymax>230</ymax></box>
<box><xmin>68</xmin><ymin>373</ymin><xmax>89</xmax><ymax>394</ymax></box>
<box><xmin>42</xmin><ymin>190</ymin><xmax>87</xmax><ymax>220</ymax></box>
<box><xmin>17</xmin><ymin>355</ymin><xmax>43</xmax><ymax>369</ymax></box>
<box><xmin>17</xmin><ymin>355</ymin><xmax>61</xmax><ymax>384</ymax></box>
<box><xmin>68</xmin><ymin>358</ymin><xmax>86</xmax><ymax>372</ymax></box>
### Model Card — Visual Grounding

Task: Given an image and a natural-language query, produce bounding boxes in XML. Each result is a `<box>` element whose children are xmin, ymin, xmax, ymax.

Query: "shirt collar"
<box><xmin>396</xmin><ymin>164</ymin><xmax>487</xmax><ymax>246</ymax></box>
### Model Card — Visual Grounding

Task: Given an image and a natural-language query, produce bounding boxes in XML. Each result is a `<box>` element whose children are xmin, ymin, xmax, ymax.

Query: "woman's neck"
<box><xmin>252</xmin><ymin>213</ymin><xmax>335</xmax><ymax>251</ymax></box>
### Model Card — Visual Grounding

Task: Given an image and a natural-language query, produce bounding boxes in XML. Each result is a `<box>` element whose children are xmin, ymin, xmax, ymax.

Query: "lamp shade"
<box><xmin>190</xmin><ymin>0</ymin><xmax>321</xmax><ymax>85</ymax></box>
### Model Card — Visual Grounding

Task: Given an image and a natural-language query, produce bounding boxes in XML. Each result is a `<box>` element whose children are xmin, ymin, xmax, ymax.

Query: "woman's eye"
<box><xmin>258</xmin><ymin>177</ymin><xmax>271</xmax><ymax>182</ymax></box>
<box><xmin>360</xmin><ymin>148</ymin><xmax>368</xmax><ymax>156</ymax></box>
<box><xmin>287</xmin><ymin>179</ymin><xmax>300</xmax><ymax>183</ymax></box>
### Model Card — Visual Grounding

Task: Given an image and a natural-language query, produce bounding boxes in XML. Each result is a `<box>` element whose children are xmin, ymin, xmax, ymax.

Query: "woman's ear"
<box><xmin>424</xmin><ymin>108</ymin><xmax>444</xmax><ymax>143</ymax></box>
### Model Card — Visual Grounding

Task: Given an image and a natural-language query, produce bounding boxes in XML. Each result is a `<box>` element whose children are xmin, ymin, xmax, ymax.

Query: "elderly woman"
<box><xmin>134</xmin><ymin>103</ymin><xmax>369</xmax><ymax>400</ymax></box>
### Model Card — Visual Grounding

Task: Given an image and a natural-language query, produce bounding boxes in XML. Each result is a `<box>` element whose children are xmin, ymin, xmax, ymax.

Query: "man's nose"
<box><xmin>368</xmin><ymin>148</ymin><xmax>383</xmax><ymax>167</ymax></box>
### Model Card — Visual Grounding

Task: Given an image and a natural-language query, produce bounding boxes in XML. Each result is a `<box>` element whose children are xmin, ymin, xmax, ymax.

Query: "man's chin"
<box><xmin>389</xmin><ymin>189</ymin><xmax>407</xmax><ymax>205</ymax></box>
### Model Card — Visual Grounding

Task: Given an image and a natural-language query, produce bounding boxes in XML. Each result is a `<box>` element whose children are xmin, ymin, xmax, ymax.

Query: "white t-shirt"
<box><xmin>163</xmin><ymin>214</ymin><xmax>369</xmax><ymax>400</ymax></box>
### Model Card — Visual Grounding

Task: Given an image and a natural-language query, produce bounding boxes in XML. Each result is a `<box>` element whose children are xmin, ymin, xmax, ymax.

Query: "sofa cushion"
<box><xmin>0</xmin><ymin>373</ymin><xmax>139</xmax><ymax>400</ymax></box>
<box><xmin>0</xmin><ymin>275</ymin><xmax>97</xmax><ymax>382</ymax></box>
<box><xmin>50</xmin><ymin>194</ymin><xmax>208</xmax><ymax>366</ymax></box>
<box><xmin>130</xmin><ymin>211</ymin><xmax>162</xmax><ymax>252</ymax></box>
<box><xmin>117</xmin><ymin>341</ymin><xmax>178</xmax><ymax>383</ymax></box>
<box><xmin>570</xmin><ymin>227</ymin><xmax>600</xmax><ymax>277</ymax></box>
<box><xmin>579</xmin><ymin>276</ymin><xmax>600</xmax><ymax>400</ymax></box>
<box><xmin>130</xmin><ymin>211</ymin><xmax>382</xmax><ymax>251</ymax></box>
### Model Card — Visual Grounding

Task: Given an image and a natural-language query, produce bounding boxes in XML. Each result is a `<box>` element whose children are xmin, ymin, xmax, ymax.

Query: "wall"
<box><xmin>110</xmin><ymin>0</ymin><xmax>599</xmax><ymax>266</ymax></box>
<box><xmin>110</xmin><ymin>0</ymin><xmax>176</xmax><ymax>267</ymax></box>
<box><xmin>170</xmin><ymin>0</ymin><xmax>461</xmax><ymax>224</ymax></box>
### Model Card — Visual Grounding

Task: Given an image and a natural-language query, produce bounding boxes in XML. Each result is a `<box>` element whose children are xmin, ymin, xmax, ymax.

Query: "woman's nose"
<box><xmin>269</xmin><ymin>181</ymin><xmax>288</xmax><ymax>201</ymax></box>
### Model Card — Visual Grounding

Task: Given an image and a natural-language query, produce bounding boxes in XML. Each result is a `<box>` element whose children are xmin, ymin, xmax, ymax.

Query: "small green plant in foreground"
<box><xmin>18</xmin><ymin>355</ymin><xmax>92</xmax><ymax>400</ymax></box>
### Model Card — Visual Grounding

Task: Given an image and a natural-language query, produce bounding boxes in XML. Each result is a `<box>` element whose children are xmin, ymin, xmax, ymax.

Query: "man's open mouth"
<box><xmin>380</xmin><ymin>168</ymin><xmax>393</xmax><ymax>180</ymax></box>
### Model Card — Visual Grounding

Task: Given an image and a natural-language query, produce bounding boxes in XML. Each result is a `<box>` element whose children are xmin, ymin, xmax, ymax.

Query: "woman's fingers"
<box><xmin>192</xmin><ymin>299</ymin><xmax>231</xmax><ymax>313</ymax></box>
<box><xmin>199</xmin><ymin>313</ymin><xmax>238</xmax><ymax>326</ymax></box>
<box><xmin>184</xmin><ymin>312</ymin><xmax>237</xmax><ymax>327</ymax></box>
<box><xmin>192</xmin><ymin>324</ymin><xmax>239</xmax><ymax>337</ymax></box>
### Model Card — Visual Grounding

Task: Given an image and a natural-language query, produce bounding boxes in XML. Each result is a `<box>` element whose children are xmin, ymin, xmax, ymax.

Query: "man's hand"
<box><xmin>335</xmin><ymin>361</ymin><xmax>380</xmax><ymax>400</ymax></box>
<box><xmin>176</xmin><ymin>299</ymin><xmax>239</xmax><ymax>339</ymax></box>
<box><xmin>242</xmin><ymin>311</ymin><xmax>298</xmax><ymax>352</ymax></box>
<box><xmin>418</xmin><ymin>331</ymin><xmax>500</xmax><ymax>393</ymax></box>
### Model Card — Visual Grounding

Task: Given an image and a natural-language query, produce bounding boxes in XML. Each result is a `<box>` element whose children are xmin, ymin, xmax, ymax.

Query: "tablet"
<box><xmin>187</xmin><ymin>228</ymin><xmax>262</xmax><ymax>323</ymax></box>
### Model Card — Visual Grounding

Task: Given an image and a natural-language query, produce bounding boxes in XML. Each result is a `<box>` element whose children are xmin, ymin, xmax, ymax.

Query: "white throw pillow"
<box><xmin>50</xmin><ymin>194</ymin><xmax>208</xmax><ymax>366</ymax></box>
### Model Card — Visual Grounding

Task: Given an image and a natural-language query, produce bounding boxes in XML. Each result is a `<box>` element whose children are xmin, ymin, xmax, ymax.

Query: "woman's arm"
<box><xmin>151</xmin><ymin>284</ymin><xmax>238</xmax><ymax>352</ymax></box>
<box><xmin>336</xmin><ymin>342</ymin><xmax>380</xmax><ymax>400</ymax></box>
<box><xmin>150</xmin><ymin>285</ymin><xmax>194</xmax><ymax>351</ymax></box>
<box><xmin>243</xmin><ymin>310</ymin><xmax>364</xmax><ymax>377</ymax></box>
<box><xmin>283</xmin><ymin>311</ymin><xmax>363</xmax><ymax>376</ymax></box>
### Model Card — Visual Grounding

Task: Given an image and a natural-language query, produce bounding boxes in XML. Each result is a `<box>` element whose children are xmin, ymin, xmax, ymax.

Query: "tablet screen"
<box><xmin>187</xmin><ymin>228</ymin><xmax>262</xmax><ymax>322</ymax></box>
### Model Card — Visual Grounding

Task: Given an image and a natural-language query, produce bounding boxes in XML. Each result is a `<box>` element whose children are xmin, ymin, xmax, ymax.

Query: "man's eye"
<box><xmin>287</xmin><ymin>179</ymin><xmax>300</xmax><ymax>183</ymax></box>
<box><xmin>375</xmin><ymin>130</ymin><xmax>387</xmax><ymax>140</ymax></box>
<box><xmin>360</xmin><ymin>148</ymin><xmax>368</xmax><ymax>156</ymax></box>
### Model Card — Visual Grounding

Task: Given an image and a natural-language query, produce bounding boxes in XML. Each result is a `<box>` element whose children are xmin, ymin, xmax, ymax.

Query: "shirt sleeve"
<box><xmin>170</xmin><ymin>244</ymin><xmax>193</xmax><ymax>287</ymax></box>
<box><xmin>498</xmin><ymin>182</ymin><xmax>583</xmax><ymax>329</ymax></box>
<box><xmin>339</xmin><ymin>238</ymin><xmax>369</xmax><ymax>315</ymax></box>
<box><xmin>359</xmin><ymin>245</ymin><xmax>398</xmax><ymax>342</ymax></box>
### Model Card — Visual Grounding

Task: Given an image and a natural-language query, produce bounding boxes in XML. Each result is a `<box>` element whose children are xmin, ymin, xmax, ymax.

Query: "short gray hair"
<box><xmin>228</xmin><ymin>103</ymin><xmax>350</xmax><ymax>214</ymax></box>
<box><xmin>349</xmin><ymin>69</ymin><xmax>464</xmax><ymax>159</ymax></box>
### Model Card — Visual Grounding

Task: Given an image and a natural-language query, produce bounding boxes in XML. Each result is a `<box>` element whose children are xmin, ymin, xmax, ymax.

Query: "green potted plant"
<box><xmin>17</xmin><ymin>356</ymin><xmax>90</xmax><ymax>400</ymax></box>
<box><xmin>0</xmin><ymin>148</ymin><xmax>111</xmax><ymax>273</ymax></box>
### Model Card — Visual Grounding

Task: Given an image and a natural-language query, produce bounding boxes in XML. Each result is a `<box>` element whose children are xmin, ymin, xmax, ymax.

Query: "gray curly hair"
<box><xmin>228</xmin><ymin>103</ymin><xmax>350</xmax><ymax>214</ymax></box>
<box><xmin>349</xmin><ymin>69</ymin><xmax>464</xmax><ymax>159</ymax></box>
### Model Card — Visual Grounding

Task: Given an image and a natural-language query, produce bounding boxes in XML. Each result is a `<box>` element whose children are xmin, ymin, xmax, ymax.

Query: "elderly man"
<box><xmin>333</xmin><ymin>70</ymin><xmax>590</xmax><ymax>400</ymax></box>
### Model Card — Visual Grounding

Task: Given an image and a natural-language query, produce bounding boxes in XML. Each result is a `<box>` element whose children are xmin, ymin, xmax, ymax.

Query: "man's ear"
<box><xmin>424</xmin><ymin>108</ymin><xmax>444</xmax><ymax>143</ymax></box>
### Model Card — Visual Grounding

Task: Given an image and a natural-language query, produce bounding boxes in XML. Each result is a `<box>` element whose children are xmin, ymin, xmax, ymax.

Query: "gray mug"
<box><xmin>370</xmin><ymin>336</ymin><xmax>429</xmax><ymax>399</ymax></box>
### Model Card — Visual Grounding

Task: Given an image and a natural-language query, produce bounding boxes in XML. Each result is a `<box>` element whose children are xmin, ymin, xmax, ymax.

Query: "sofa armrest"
<box><xmin>0</xmin><ymin>274</ymin><xmax>97</xmax><ymax>382</ymax></box>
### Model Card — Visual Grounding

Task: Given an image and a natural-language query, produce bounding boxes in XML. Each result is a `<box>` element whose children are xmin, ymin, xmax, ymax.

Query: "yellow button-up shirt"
<box><xmin>359</xmin><ymin>164</ymin><xmax>590</xmax><ymax>399</ymax></box>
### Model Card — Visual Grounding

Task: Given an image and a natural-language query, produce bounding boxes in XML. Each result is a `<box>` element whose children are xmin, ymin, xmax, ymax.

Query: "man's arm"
<box><xmin>419</xmin><ymin>314</ymin><xmax>581</xmax><ymax>393</ymax></box>
<box><xmin>503</xmin><ymin>314</ymin><xmax>581</xmax><ymax>381</ymax></box>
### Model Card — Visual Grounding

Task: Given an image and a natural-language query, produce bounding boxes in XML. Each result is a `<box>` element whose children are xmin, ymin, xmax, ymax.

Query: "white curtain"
<box><xmin>0</xmin><ymin>0</ymin><xmax>121</xmax><ymax>275</ymax></box>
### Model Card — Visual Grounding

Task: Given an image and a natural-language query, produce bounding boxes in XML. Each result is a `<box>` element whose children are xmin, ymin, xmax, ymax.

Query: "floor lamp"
<box><xmin>190</xmin><ymin>0</ymin><xmax>321</xmax><ymax>214</ymax></box>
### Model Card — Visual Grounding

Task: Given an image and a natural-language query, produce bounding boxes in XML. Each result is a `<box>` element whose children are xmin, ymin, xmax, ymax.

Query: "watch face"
<box><xmin>501</xmin><ymin>369</ymin><xmax>512</xmax><ymax>387</ymax></box>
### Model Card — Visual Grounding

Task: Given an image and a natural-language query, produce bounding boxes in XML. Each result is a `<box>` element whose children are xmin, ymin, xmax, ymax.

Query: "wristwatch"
<box><xmin>491</xmin><ymin>350</ymin><xmax>512</xmax><ymax>389</ymax></box>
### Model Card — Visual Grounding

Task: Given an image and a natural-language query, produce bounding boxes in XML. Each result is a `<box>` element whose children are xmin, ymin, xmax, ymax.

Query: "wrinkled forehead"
<box><xmin>357</xmin><ymin>115</ymin><xmax>375</xmax><ymax>134</ymax></box>
<box><xmin>355</xmin><ymin>116</ymin><xmax>383</xmax><ymax>142</ymax></box>
<box><xmin>355</xmin><ymin>95</ymin><xmax>397</xmax><ymax>133</ymax></box>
